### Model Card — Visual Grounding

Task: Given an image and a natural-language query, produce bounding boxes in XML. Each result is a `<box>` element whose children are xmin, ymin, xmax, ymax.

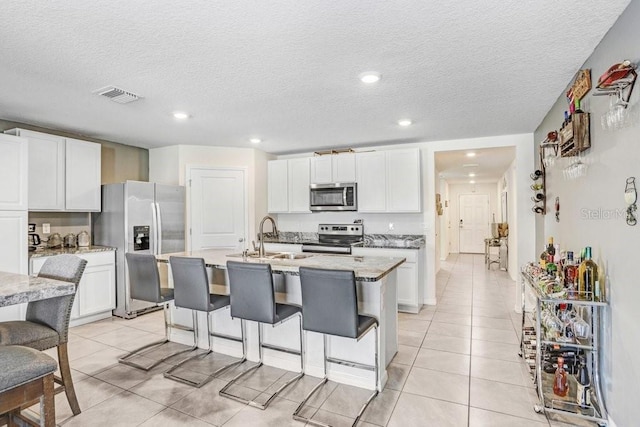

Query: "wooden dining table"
<box><xmin>0</xmin><ymin>271</ymin><xmax>75</xmax><ymax>308</ymax></box>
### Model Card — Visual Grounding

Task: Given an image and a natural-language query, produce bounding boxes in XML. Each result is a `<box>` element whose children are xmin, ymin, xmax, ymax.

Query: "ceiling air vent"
<box><xmin>93</xmin><ymin>86</ymin><xmax>141</xmax><ymax>104</ymax></box>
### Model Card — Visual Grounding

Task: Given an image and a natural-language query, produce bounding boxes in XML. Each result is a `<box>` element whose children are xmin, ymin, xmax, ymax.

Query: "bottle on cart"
<box><xmin>578</xmin><ymin>247</ymin><xmax>598</xmax><ymax>301</ymax></box>
<box><xmin>553</xmin><ymin>356</ymin><xmax>569</xmax><ymax>397</ymax></box>
<box><xmin>564</xmin><ymin>251</ymin><xmax>578</xmax><ymax>299</ymax></box>
<box><xmin>546</xmin><ymin>237</ymin><xmax>556</xmax><ymax>258</ymax></box>
<box><xmin>576</xmin><ymin>357</ymin><xmax>591</xmax><ymax>407</ymax></box>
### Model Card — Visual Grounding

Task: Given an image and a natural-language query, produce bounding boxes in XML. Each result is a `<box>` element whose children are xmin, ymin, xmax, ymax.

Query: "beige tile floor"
<box><xmin>28</xmin><ymin>254</ymin><xmax>593</xmax><ymax>426</ymax></box>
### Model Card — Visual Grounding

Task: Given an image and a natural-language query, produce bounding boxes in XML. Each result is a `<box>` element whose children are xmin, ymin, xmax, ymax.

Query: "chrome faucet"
<box><xmin>258</xmin><ymin>215</ymin><xmax>278</xmax><ymax>258</ymax></box>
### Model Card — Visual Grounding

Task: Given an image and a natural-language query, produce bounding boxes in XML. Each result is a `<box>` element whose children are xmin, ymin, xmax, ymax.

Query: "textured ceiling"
<box><xmin>435</xmin><ymin>147</ymin><xmax>515</xmax><ymax>184</ymax></box>
<box><xmin>0</xmin><ymin>1</ymin><xmax>631</xmax><ymax>154</ymax></box>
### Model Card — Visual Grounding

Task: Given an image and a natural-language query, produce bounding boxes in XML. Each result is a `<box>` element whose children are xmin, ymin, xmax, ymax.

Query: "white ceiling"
<box><xmin>0</xmin><ymin>1</ymin><xmax>631</xmax><ymax>154</ymax></box>
<box><xmin>435</xmin><ymin>147</ymin><xmax>515</xmax><ymax>184</ymax></box>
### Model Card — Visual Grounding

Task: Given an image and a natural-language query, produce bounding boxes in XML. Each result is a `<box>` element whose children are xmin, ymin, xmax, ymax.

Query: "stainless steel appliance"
<box><xmin>302</xmin><ymin>223</ymin><xmax>364</xmax><ymax>254</ymax></box>
<box><xmin>309</xmin><ymin>183</ymin><xmax>357</xmax><ymax>211</ymax></box>
<box><xmin>92</xmin><ymin>181</ymin><xmax>185</xmax><ymax>318</ymax></box>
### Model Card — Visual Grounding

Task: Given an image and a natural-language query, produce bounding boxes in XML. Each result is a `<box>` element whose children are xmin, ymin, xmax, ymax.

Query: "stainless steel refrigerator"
<box><xmin>92</xmin><ymin>181</ymin><xmax>185</xmax><ymax>318</ymax></box>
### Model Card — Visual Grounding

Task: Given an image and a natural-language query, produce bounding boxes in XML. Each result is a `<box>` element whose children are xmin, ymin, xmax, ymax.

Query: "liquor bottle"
<box><xmin>578</xmin><ymin>247</ymin><xmax>598</xmax><ymax>301</ymax></box>
<box><xmin>546</xmin><ymin>254</ymin><xmax>557</xmax><ymax>276</ymax></box>
<box><xmin>553</xmin><ymin>356</ymin><xmax>569</xmax><ymax>397</ymax></box>
<box><xmin>564</xmin><ymin>251</ymin><xmax>578</xmax><ymax>299</ymax></box>
<box><xmin>576</xmin><ymin>357</ymin><xmax>591</xmax><ymax>407</ymax></box>
<box><xmin>546</xmin><ymin>237</ymin><xmax>556</xmax><ymax>258</ymax></box>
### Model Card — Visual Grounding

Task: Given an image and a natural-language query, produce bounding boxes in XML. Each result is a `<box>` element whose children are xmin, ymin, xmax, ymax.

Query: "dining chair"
<box><xmin>0</xmin><ymin>254</ymin><xmax>87</xmax><ymax>416</ymax></box>
<box><xmin>0</xmin><ymin>345</ymin><xmax>58</xmax><ymax>426</ymax></box>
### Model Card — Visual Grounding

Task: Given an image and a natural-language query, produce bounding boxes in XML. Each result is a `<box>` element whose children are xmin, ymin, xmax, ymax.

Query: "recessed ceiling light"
<box><xmin>359</xmin><ymin>72</ymin><xmax>381</xmax><ymax>84</ymax></box>
<box><xmin>173</xmin><ymin>111</ymin><xmax>189</xmax><ymax>120</ymax></box>
<box><xmin>250</xmin><ymin>138</ymin><xmax>262</xmax><ymax>144</ymax></box>
<box><xmin>466</xmin><ymin>152</ymin><xmax>476</xmax><ymax>157</ymax></box>
<box><xmin>398</xmin><ymin>119</ymin><xmax>412</xmax><ymax>127</ymax></box>
<box><xmin>470</xmin><ymin>180</ymin><xmax>476</xmax><ymax>184</ymax></box>
<box><xmin>468</xmin><ymin>173</ymin><xmax>476</xmax><ymax>177</ymax></box>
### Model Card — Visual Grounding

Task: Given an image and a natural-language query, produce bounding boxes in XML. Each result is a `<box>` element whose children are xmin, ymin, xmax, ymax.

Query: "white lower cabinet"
<box><xmin>352</xmin><ymin>246</ymin><xmax>424</xmax><ymax>313</ymax></box>
<box><xmin>30</xmin><ymin>251</ymin><xmax>116</xmax><ymax>325</ymax></box>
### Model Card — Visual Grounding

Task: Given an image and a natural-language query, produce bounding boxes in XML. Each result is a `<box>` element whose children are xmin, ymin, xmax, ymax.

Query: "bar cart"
<box><xmin>519</xmin><ymin>263</ymin><xmax>608</xmax><ymax>426</ymax></box>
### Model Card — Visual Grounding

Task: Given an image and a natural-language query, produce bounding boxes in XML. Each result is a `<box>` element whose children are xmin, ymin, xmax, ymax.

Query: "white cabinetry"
<box><xmin>268</xmin><ymin>159</ymin><xmax>310</xmax><ymax>213</ymax></box>
<box><xmin>30</xmin><ymin>251</ymin><xmax>116</xmax><ymax>326</ymax></box>
<box><xmin>352</xmin><ymin>246</ymin><xmax>424</xmax><ymax>313</ymax></box>
<box><xmin>356</xmin><ymin>148</ymin><xmax>421</xmax><ymax>213</ymax></box>
<box><xmin>356</xmin><ymin>151</ymin><xmax>386</xmax><ymax>212</ymax></box>
<box><xmin>5</xmin><ymin>129</ymin><xmax>101</xmax><ymax>212</ymax></box>
<box><xmin>0</xmin><ymin>134</ymin><xmax>28</xmax><ymax>211</ymax></box>
<box><xmin>0</xmin><ymin>134</ymin><xmax>28</xmax><ymax>321</ymax></box>
<box><xmin>310</xmin><ymin>154</ymin><xmax>356</xmax><ymax>184</ymax></box>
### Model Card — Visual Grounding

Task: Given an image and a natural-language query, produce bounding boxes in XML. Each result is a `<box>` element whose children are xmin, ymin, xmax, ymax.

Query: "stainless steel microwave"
<box><xmin>309</xmin><ymin>183</ymin><xmax>357</xmax><ymax>211</ymax></box>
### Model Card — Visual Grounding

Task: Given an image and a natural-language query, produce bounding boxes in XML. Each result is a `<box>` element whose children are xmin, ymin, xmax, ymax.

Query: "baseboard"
<box><xmin>69</xmin><ymin>311</ymin><xmax>112</xmax><ymax>328</ymax></box>
<box><xmin>423</xmin><ymin>297</ymin><xmax>437</xmax><ymax>305</ymax></box>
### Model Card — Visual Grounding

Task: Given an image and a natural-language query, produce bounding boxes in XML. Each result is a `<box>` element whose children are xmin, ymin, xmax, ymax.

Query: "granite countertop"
<box><xmin>264</xmin><ymin>232</ymin><xmax>425</xmax><ymax>250</ymax></box>
<box><xmin>156</xmin><ymin>249</ymin><xmax>405</xmax><ymax>282</ymax></box>
<box><xmin>0</xmin><ymin>271</ymin><xmax>76</xmax><ymax>308</ymax></box>
<box><xmin>29</xmin><ymin>245</ymin><xmax>116</xmax><ymax>259</ymax></box>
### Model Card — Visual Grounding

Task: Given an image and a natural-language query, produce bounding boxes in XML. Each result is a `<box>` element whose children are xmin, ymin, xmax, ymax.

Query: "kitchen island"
<box><xmin>156</xmin><ymin>249</ymin><xmax>405</xmax><ymax>390</ymax></box>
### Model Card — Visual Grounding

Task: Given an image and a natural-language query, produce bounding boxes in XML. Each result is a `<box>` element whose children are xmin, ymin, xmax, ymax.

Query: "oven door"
<box><xmin>309</xmin><ymin>183</ymin><xmax>357</xmax><ymax>211</ymax></box>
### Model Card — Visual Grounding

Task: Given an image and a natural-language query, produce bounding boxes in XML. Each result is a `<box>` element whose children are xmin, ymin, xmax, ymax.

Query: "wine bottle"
<box><xmin>564</xmin><ymin>251</ymin><xmax>578</xmax><ymax>299</ymax></box>
<box><xmin>578</xmin><ymin>247</ymin><xmax>598</xmax><ymax>301</ymax></box>
<box><xmin>576</xmin><ymin>357</ymin><xmax>591</xmax><ymax>407</ymax></box>
<box><xmin>553</xmin><ymin>356</ymin><xmax>569</xmax><ymax>397</ymax></box>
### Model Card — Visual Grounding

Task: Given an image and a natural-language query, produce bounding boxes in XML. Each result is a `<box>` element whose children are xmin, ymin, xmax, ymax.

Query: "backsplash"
<box><xmin>28</xmin><ymin>212</ymin><xmax>91</xmax><ymax>243</ymax></box>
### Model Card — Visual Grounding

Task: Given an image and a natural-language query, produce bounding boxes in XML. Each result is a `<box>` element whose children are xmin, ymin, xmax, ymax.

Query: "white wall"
<box><xmin>534</xmin><ymin>2</ymin><xmax>639</xmax><ymax>424</ymax></box>
<box><xmin>498</xmin><ymin>159</ymin><xmax>518</xmax><ymax>279</ymax></box>
<box><xmin>439</xmin><ymin>179</ymin><xmax>450</xmax><ymax>261</ymax></box>
<box><xmin>149</xmin><ymin>145</ymin><xmax>275</xmax><ymax>247</ymax></box>
<box><xmin>446</xmin><ymin>182</ymin><xmax>499</xmax><ymax>254</ymax></box>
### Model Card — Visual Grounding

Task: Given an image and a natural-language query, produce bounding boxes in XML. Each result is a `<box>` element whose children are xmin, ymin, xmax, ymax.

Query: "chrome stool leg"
<box><xmin>164</xmin><ymin>309</ymin><xmax>244</xmax><ymax>388</ymax></box>
<box><xmin>118</xmin><ymin>303</ymin><xmax>196</xmax><ymax>371</ymax></box>
<box><xmin>219</xmin><ymin>312</ymin><xmax>304</xmax><ymax>410</ymax></box>
<box><xmin>293</xmin><ymin>325</ymin><xmax>380</xmax><ymax>427</ymax></box>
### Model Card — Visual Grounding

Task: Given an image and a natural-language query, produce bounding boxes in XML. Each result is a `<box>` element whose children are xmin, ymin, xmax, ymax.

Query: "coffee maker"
<box><xmin>28</xmin><ymin>223</ymin><xmax>40</xmax><ymax>251</ymax></box>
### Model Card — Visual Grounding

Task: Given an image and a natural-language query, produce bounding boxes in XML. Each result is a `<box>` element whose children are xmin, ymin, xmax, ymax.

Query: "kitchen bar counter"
<box><xmin>0</xmin><ymin>271</ymin><xmax>75</xmax><ymax>307</ymax></box>
<box><xmin>29</xmin><ymin>245</ymin><xmax>116</xmax><ymax>259</ymax></box>
<box><xmin>157</xmin><ymin>248</ymin><xmax>402</xmax><ymax>390</ymax></box>
<box><xmin>264</xmin><ymin>232</ymin><xmax>425</xmax><ymax>250</ymax></box>
<box><xmin>156</xmin><ymin>249</ymin><xmax>405</xmax><ymax>281</ymax></box>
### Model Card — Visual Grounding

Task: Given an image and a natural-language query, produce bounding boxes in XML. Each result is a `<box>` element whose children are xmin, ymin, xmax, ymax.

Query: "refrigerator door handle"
<box><xmin>155</xmin><ymin>202</ymin><xmax>163</xmax><ymax>255</ymax></box>
<box><xmin>151</xmin><ymin>202</ymin><xmax>158</xmax><ymax>255</ymax></box>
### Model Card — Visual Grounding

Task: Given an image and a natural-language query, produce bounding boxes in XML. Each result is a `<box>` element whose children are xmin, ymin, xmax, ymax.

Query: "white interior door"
<box><xmin>189</xmin><ymin>167</ymin><xmax>246</xmax><ymax>250</ymax></box>
<box><xmin>459</xmin><ymin>194</ymin><xmax>489</xmax><ymax>253</ymax></box>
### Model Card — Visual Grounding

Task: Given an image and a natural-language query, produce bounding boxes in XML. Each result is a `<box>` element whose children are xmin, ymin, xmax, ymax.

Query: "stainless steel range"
<box><xmin>301</xmin><ymin>223</ymin><xmax>363</xmax><ymax>255</ymax></box>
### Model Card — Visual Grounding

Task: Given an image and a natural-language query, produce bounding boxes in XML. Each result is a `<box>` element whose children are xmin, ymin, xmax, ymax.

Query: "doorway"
<box><xmin>459</xmin><ymin>194</ymin><xmax>489</xmax><ymax>253</ymax></box>
<box><xmin>187</xmin><ymin>166</ymin><xmax>247</xmax><ymax>251</ymax></box>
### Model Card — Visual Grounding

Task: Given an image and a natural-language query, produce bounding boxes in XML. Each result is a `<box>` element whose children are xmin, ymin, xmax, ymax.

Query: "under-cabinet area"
<box><xmin>29</xmin><ymin>249</ymin><xmax>116</xmax><ymax>326</ymax></box>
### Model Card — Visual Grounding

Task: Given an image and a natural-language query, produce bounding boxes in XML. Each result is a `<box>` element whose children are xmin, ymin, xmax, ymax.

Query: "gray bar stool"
<box><xmin>219</xmin><ymin>261</ymin><xmax>304</xmax><ymax>410</ymax></box>
<box><xmin>163</xmin><ymin>256</ymin><xmax>244</xmax><ymax>388</ymax></box>
<box><xmin>118</xmin><ymin>253</ymin><xmax>194</xmax><ymax>371</ymax></box>
<box><xmin>293</xmin><ymin>267</ymin><xmax>380</xmax><ymax>427</ymax></box>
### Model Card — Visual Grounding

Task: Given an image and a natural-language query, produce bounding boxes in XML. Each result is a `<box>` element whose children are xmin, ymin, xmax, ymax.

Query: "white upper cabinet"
<box><xmin>65</xmin><ymin>138</ymin><xmax>101</xmax><ymax>211</ymax></box>
<box><xmin>268</xmin><ymin>160</ymin><xmax>289</xmax><ymax>213</ymax></box>
<box><xmin>268</xmin><ymin>158</ymin><xmax>310</xmax><ymax>213</ymax></box>
<box><xmin>310</xmin><ymin>154</ymin><xmax>356</xmax><ymax>184</ymax></box>
<box><xmin>5</xmin><ymin>129</ymin><xmax>101</xmax><ymax>212</ymax></box>
<box><xmin>386</xmin><ymin>148</ymin><xmax>421</xmax><ymax>212</ymax></box>
<box><xmin>0</xmin><ymin>134</ymin><xmax>28</xmax><ymax>211</ymax></box>
<box><xmin>287</xmin><ymin>158</ymin><xmax>310</xmax><ymax>212</ymax></box>
<box><xmin>356</xmin><ymin>148</ymin><xmax>421</xmax><ymax>213</ymax></box>
<box><xmin>356</xmin><ymin>151</ymin><xmax>387</xmax><ymax>212</ymax></box>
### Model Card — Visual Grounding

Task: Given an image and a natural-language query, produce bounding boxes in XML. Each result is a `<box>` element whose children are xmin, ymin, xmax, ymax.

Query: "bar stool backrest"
<box><xmin>126</xmin><ymin>253</ymin><xmax>162</xmax><ymax>303</ymax></box>
<box><xmin>299</xmin><ymin>267</ymin><xmax>359</xmax><ymax>339</ymax></box>
<box><xmin>226</xmin><ymin>261</ymin><xmax>276</xmax><ymax>324</ymax></box>
<box><xmin>170</xmin><ymin>257</ymin><xmax>211</xmax><ymax>312</ymax></box>
<box><xmin>26</xmin><ymin>254</ymin><xmax>87</xmax><ymax>346</ymax></box>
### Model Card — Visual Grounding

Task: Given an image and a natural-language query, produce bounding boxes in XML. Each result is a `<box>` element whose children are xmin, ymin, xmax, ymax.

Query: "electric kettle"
<box><xmin>77</xmin><ymin>230</ymin><xmax>90</xmax><ymax>247</ymax></box>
